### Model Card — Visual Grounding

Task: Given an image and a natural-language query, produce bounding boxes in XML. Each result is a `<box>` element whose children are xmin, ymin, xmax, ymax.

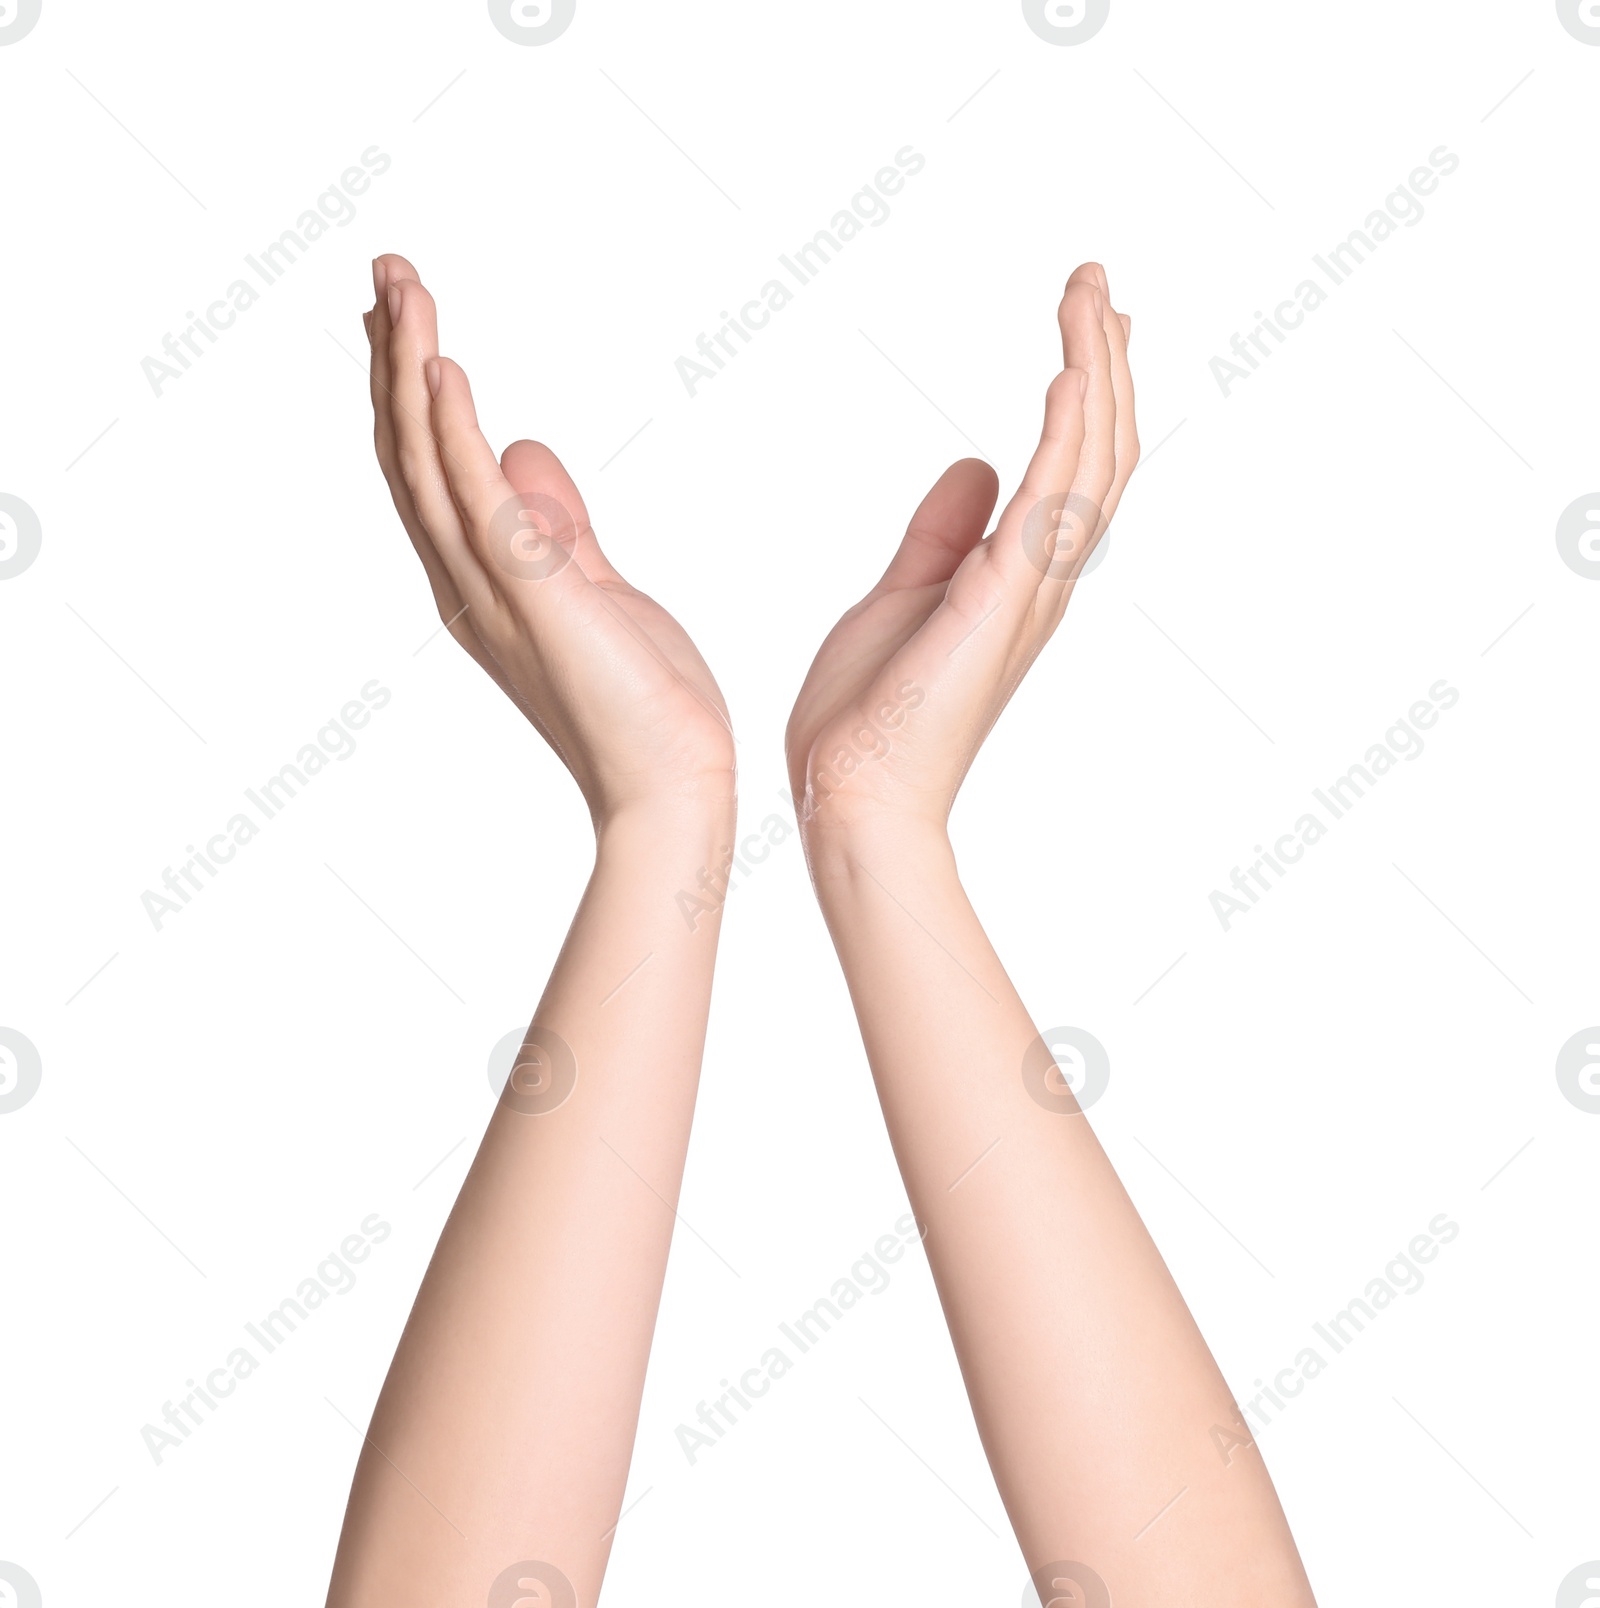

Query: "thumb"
<box><xmin>500</xmin><ymin>438</ymin><xmax>616</xmax><ymax>582</ymax></box>
<box><xmin>870</xmin><ymin>458</ymin><xmax>998</xmax><ymax>598</ymax></box>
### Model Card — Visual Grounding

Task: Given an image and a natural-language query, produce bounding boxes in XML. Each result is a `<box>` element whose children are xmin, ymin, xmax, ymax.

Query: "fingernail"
<box><xmin>1076</xmin><ymin>370</ymin><xmax>1088</xmax><ymax>400</ymax></box>
<box><xmin>425</xmin><ymin>358</ymin><xmax>442</xmax><ymax>398</ymax></box>
<box><xmin>1092</xmin><ymin>290</ymin><xmax>1105</xmax><ymax>320</ymax></box>
<box><xmin>387</xmin><ymin>282</ymin><xmax>402</xmax><ymax>323</ymax></box>
<box><xmin>372</xmin><ymin>257</ymin><xmax>386</xmax><ymax>297</ymax></box>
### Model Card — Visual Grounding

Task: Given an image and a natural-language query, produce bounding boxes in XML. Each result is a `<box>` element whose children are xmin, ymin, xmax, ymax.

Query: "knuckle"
<box><xmin>394</xmin><ymin>442</ymin><xmax>429</xmax><ymax>495</ymax></box>
<box><xmin>1045</xmin><ymin>370</ymin><xmax>1081</xmax><ymax>410</ymax></box>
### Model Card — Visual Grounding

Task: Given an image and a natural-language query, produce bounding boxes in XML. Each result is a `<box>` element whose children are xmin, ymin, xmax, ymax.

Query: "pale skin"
<box><xmin>325</xmin><ymin>254</ymin><xmax>736</xmax><ymax>1608</ymax></box>
<box><xmin>787</xmin><ymin>264</ymin><xmax>1317</xmax><ymax>1606</ymax></box>
<box><xmin>325</xmin><ymin>256</ymin><xmax>1317</xmax><ymax>1606</ymax></box>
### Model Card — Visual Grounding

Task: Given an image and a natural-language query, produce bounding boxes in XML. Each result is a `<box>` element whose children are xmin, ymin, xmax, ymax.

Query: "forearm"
<box><xmin>806</xmin><ymin>818</ymin><xmax>1313</xmax><ymax>1604</ymax></box>
<box><xmin>328</xmin><ymin>802</ymin><xmax>732</xmax><ymax>1607</ymax></box>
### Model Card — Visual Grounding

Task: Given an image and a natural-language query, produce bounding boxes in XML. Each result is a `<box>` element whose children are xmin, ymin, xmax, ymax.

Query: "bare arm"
<box><xmin>326</xmin><ymin>256</ymin><xmax>736</xmax><ymax>1608</ymax></box>
<box><xmin>787</xmin><ymin>265</ymin><xmax>1316</xmax><ymax>1606</ymax></box>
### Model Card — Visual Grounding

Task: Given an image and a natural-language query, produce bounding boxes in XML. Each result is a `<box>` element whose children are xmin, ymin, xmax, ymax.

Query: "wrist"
<box><xmin>596</xmin><ymin>794</ymin><xmax>736</xmax><ymax>855</ymax></box>
<box><xmin>802</xmin><ymin>811</ymin><xmax>956</xmax><ymax>900</ymax></box>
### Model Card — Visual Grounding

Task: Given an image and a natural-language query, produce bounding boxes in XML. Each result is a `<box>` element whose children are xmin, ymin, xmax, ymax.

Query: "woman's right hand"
<box><xmin>367</xmin><ymin>254</ymin><xmax>735</xmax><ymax>826</ymax></box>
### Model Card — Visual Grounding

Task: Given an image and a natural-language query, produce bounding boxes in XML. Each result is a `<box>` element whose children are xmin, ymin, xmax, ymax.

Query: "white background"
<box><xmin>1</xmin><ymin>1</ymin><xmax>1596</xmax><ymax>1604</ymax></box>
